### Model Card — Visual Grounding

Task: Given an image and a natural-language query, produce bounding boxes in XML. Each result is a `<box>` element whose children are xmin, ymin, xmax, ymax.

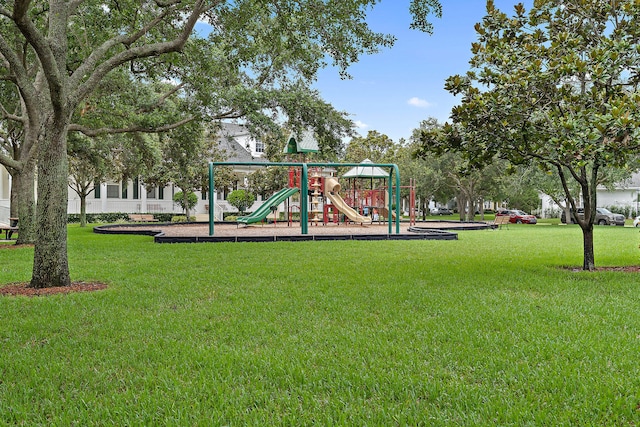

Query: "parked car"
<box><xmin>633</xmin><ymin>216</ymin><xmax>640</xmax><ymax>227</ymax></box>
<box><xmin>430</xmin><ymin>207</ymin><xmax>452</xmax><ymax>215</ymax></box>
<box><xmin>509</xmin><ymin>210</ymin><xmax>537</xmax><ymax>224</ymax></box>
<box><xmin>561</xmin><ymin>207</ymin><xmax>625</xmax><ymax>226</ymax></box>
<box><xmin>495</xmin><ymin>209</ymin><xmax>511</xmax><ymax>217</ymax></box>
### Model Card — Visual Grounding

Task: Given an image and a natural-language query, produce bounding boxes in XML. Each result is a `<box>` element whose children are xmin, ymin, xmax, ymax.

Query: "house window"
<box><xmin>94</xmin><ymin>182</ymin><xmax>101</xmax><ymax>198</ymax></box>
<box><xmin>255</xmin><ymin>142</ymin><xmax>264</xmax><ymax>153</ymax></box>
<box><xmin>107</xmin><ymin>184</ymin><xmax>120</xmax><ymax>198</ymax></box>
<box><xmin>121</xmin><ymin>183</ymin><xmax>128</xmax><ymax>199</ymax></box>
<box><xmin>133</xmin><ymin>178</ymin><xmax>139</xmax><ymax>199</ymax></box>
<box><xmin>159</xmin><ymin>187</ymin><xmax>164</xmax><ymax>200</ymax></box>
<box><xmin>146</xmin><ymin>186</ymin><xmax>157</xmax><ymax>199</ymax></box>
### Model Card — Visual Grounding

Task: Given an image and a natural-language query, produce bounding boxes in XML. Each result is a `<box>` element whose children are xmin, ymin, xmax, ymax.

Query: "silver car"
<box><xmin>561</xmin><ymin>207</ymin><xmax>625</xmax><ymax>226</ymax></box>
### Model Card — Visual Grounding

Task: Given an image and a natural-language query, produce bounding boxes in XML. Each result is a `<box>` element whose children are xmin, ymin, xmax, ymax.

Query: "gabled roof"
<box><xmin>283</xmin><ymin>130</ymin><xmax>319</xmax><ymax>154</ymax></box>
<box><xmin>342</xmin><ymin>159</ymin><xmax>389</xmax><ymax>178</ymax></box>
<box><xmin>214</xmin><ymin>123</ymin><xmax>267</xmax><ymax>163</ymax></box>
<box><xmin>216</xmin><ymin>135</ymin><xmax>255</xmax><ymax>163</ymax></box>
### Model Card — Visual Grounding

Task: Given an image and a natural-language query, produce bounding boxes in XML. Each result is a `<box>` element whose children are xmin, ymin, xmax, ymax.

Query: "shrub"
<box><xmin>67</xmin><ymin>212</ymin><xmax>131</xmax><ymax>224</ymax></box>
<box><xmin>607</xmin><ymin>205</ymin><xmax>634</xmax><ymax>218</ymax></box>
<box><xmin>171</xmin><ymin>215</ymin><xmax>195</xmax><ymax>223</ymax></box>
<box><xmin>227</xmin><ymin>190</ymin><xmax>255</xmax><ymax>215</ymax></box>
<box><xmin>153</xmin><ymin>213</ymin><xmax>174</xmax><ymax>222</ymax></box>
<box><xmin>173</xmin><ymin>191</ymin><xmax>198</xmax><ymax>213</ymax></box>
<box><xmin>544</xmin><ymin>207</ymin><xmax>561</xmax><ymax>219</ymax></box>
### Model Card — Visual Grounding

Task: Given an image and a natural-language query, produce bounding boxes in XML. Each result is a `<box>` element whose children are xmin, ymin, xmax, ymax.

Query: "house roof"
<box><xmin>283</xmin><ymin>130</ymin><xmax>319</xmax><ymax>154</ymax></box>
<box><xmin>214</xmin><ymin>123</ymin><xmax>267</xmax><ymax>163</ymax></box>
<box><xmin>342</xmin><ymin>159</ymin><xmax>389</xmax><ymax>179</ymax></box>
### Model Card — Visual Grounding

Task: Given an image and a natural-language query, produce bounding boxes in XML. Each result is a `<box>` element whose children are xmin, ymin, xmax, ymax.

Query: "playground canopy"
<box><xmin>342</xmin><ymin>158</ymin><xmax>389</xmax><ymax>178</ymax></box>
<box><xmin>283</xmin><ymin>130</ymin><xmax>319</xmax><ymax>154</ymax></box>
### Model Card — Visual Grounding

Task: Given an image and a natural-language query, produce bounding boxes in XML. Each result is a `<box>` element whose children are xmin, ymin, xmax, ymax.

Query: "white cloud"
<box><xmin>407</xmin><ymin>97</ymin><xmax>433</xmax><ymax>108</ymax></box>
<box><xmin>354</xmin><ymin>120</ymin><xmax>368</xmax><ymax>129</ymax></box>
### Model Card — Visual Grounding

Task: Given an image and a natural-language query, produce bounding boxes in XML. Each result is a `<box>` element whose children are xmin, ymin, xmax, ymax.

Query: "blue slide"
<box><xmin>237</xmin><ymin>187</ymin><xmax>299</xmax><ymax>225</ymax></box>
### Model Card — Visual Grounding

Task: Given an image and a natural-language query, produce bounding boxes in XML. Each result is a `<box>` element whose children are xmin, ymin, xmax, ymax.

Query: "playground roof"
<box><xmin>283</xmin><ymin>130</ymin><xmax>319</xmax><ymax>154</ymax></box>
<box><xmin>342</xmin><ymin>159</ymin><xmax>389</xmax><ymax>178</ymax></box>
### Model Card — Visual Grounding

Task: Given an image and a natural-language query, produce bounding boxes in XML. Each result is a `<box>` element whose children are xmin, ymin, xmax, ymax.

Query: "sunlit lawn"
<box><xmin>1</xmin><ymin>223</ymin><xmax>639</xmax><ymax>425</ymax></box>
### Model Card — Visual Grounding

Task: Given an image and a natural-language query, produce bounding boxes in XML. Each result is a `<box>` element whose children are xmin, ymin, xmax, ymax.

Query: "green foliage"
<box><xmin>2</xmin><ymin>0</ymin><xmax>444</xmax><ymax>287</ymax></box>
<box><xmin>171</xmin><ymin>215</ymin><xmax>195</xmax><ymax>223</ymax></box>
<box><xmin>66</xmin><ymin>213</ymin><xmax>171</xmax><ymax>224</ymax></box>
<box><xmin>424</xmin><ymin>1</ymin><xmax>640</xmax><ymax>268</ymax></box>
<box><xmin>227</xmin><ymin>190</ymin><xmax>256</xmax><ymax>215</ymax></box>
<box><xmin>607</xmin><ymin>205</ymin><xmax>634</xmax><ymax>219</ymax></box>
<box><xmin>173</xmin><ymin>191</ymin><xmax>198</xmax><ymax>212</ymax></box>
<box><xmin>247</xmin><ymin>167</ymin><xmax>288</xmax><ymax>199</ymax></box>
<box><xmin>344</xmin><ymin>130</ymin><xmax>397</xmax><ymax>164</ymax></box>
<box><xmin>67</xmin><ymin>213</ymin><xmax>130</xmax><ymax>224</ymax></box>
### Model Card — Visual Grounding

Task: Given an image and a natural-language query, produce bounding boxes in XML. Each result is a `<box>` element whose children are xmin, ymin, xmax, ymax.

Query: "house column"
<box><xmin>100</xmin><ymin>183</ymin><xmax>108</xmax><ymax>212</ymax></box>
<box><xmin>140</xmin><ymin>183</ymin><xmax>147</xmax><ymax>213</ymax></box>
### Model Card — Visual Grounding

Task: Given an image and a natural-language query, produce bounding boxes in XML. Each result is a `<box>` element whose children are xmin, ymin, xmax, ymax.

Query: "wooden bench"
<box><xmin>0</xmin><ymin>224</ymin><xmax>18</xmax><ymax>240</ymax></box>
<box><xmin>128</xmin><ymin>214</ymin><xmax>159</xmax><ymax>222</ymax></box>
<box><xmin>492</xmin><ymin>215</ymin><xmax>510</xmax><ymax>229</ymax></box>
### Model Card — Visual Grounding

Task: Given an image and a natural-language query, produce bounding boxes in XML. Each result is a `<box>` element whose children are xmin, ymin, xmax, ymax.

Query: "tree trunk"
<box><xmin>564</xmin><ymin>205</ymin><xmax>572</xmax><ymax>223</ymax></box>
<box><xmin>30</xmin><ymin>128</ymin><xmax>71</xmax><ymax>288</ymax></box>
<box><xmin>80</xmin><ymin>193</ymin><xmax>87</xmax><ymax>227</ymax></box>
<box><xmin>581</xmin><ymin>224</ymin><xmax>595</xmax><ymax>271</ymax></box>
<box><xmin>10</xmin><ymin>158</ymin><xmax>37</xmax><ymax>245</ymax></box>
<box><xmin>456</xmin><ymin>195</ymin><xmax>465</xmax><ymax>221</ymax></box>
<box><xmin>184</xmin><ymin>193</ymin><xmax>191</xmax><ymax>220</ymax></box>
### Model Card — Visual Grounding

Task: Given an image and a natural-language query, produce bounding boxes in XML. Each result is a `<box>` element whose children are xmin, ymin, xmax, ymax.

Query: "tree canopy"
<box><xmin>421</xmin><ymin>0</ymin><xmax>640</xmax><ymax>270</ymax></box>
<box><xmin>0</xmin><ymin>0</ymin><xmax>442</xmax><ymax>288</ymax></box>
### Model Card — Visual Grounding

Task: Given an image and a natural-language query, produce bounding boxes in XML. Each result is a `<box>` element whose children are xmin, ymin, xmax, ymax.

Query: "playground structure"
<box><xmin>208</xmin><ymin>161</ymin><xmax>403</xmax><ymax>236</ymax></box>
<box><xmin>324</xmin><ymin>177</ymin><xmax>371</xmax><ymax>224</ymax></box>
<box><xmin>236</xmin><ymin>187</ymin><xmax>299</xmax><ymax>225</ymax></box>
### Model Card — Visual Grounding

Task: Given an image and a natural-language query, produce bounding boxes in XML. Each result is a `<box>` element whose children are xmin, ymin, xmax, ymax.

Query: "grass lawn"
<box><xmin>1</xmin><ymin>224</ymin><xmax>639</xmax><ymax>425</ymax></box>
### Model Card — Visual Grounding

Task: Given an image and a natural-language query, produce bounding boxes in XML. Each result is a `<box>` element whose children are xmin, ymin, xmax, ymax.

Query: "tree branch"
<box><xmin>71</xmin><ymin>0</ymin><xmax>216</xmax><ymax>107</ymax></box>
<box><xmin>13</xmin><ymin>0</ymin><xmax>65</xmax><ymax>110</ymax></box>
<box><xmin>69</xmin><ymin>116</ymin><xmax>196</xmax><ymax>137</ymax></box>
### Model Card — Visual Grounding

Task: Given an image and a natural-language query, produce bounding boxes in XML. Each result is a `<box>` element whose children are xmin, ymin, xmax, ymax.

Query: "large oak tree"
<box><xmin>0</xmin><ymin>0</ymin><xmax>442</xmax><ymax>288</ymax></box>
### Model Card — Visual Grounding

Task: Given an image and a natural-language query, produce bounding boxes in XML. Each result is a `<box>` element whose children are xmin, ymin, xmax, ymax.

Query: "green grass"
<box><xmin>1</xmin><ymin>224</ymin><xmax>640</xmax><ymax>425</ymax></box>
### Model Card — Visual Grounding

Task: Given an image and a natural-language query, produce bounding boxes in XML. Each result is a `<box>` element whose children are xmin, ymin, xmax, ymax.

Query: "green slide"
<box><xmin>237</xmin><ymin>187</ymin><xmax>299</xmax><ymax>225</ymax></box>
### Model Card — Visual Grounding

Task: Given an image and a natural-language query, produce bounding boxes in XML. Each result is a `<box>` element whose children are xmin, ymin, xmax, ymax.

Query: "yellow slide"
<box><xmin>324</xmin><ymin>178</ymin><xmax>372</xmax><ymax>224</ymax></box>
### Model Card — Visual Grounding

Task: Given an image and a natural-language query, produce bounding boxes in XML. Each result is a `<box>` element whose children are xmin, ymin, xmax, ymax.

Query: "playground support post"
<box><xmin>301</xmin><ymin>163</ymin><xmax>308</xmax><ymax>235</ymax></box>
<box><xmin>209</xmin><ymin>162</ymin><xmax>214</xmax><ymax>236</ymax></box>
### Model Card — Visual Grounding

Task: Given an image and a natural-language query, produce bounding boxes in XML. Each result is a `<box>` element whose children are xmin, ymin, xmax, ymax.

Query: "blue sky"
<box><xmin>313</xmin><ymin>0</ymin><xmax>533</xmax><ymax>143</ymax></box>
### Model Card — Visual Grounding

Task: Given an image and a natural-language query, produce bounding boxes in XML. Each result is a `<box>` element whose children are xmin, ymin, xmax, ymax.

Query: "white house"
<box><xmin>538</xmin><ymin>172</ymin><xmax>640</xmax><ymax>218</ymax></box>
<box><xmin>597</xmin><ymin>173</ymin><xmax>640</xmax><ymax>215</ymax></box>
<box><xmin>0</xmin><ymin>123</ymin><xmax>268</xmax><ymax>224</ymax></box>
<box><xmin>0</xmin><ymin>165</ymin><xmax>10</xmax><ymax>223</ymax></box>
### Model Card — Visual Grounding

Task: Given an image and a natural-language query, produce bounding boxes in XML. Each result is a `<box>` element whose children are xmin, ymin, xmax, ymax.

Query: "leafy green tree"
<box><xmin>227</xmin><ymin>190</ymin><xmax>256</xmax><ymax>215</ymax></box>
<box><xmin>428</xmin><ymin>0</ymin><xmax>640</xmax><ymax>270</ymax></box>
<box><xmin>0</xmin><ymin>0</ymin><xmax>441</xmax><ymax>288</ymax></box>
<box><xmin>248</xmin><ymin>167</ymin><xmax>289</xmax><ymax>201</ymax></box>
<box><xmin>173</xmin><ymin>191</ymin><xmax>198</xmax><ymax>218</ymax></box>
<box><xmin>0</xmin><ymin>72</ymin><xmax>36</xmax><ymax>244</ymax></box>
<box><xmin>344</xmin><ymin>131</ymin><xmax>397</xmax><ymax>164</ymax></box>
<box><xmin>144</xmin><ymin>122</ymin><xmax>211</xmax><ymax>219</ymax></box>
<box><xmin>67</xmin><ymin>134</ymin><xmax>118</xmax><ymax>227</ymax></box>
<box><xmin>413</xmin><ymin>118</ymin><xmax>506</xmax><ymax>221</ymax></box>
<box><xmin>502</xmin><ymin>180</ymin><xmax>540</xmax><ymax>213</ymax></box>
